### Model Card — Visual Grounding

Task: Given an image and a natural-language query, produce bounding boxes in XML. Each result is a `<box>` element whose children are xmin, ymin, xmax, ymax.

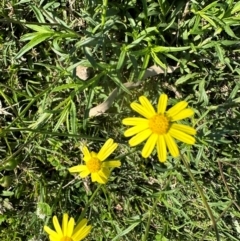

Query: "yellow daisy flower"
<box><xmin>69</xmin><ymin>138</ymin><xmax>121</xmax><ymax>184</ymax></box>
<box><xmin>44</xmin><ymin>213</ymin><xmax>91</xmax><ymax>241</ymax></box>
<box><xmin>122</xmin><ymin>94</ymin><xmax>196</xmax><ymax>162</ymax></box>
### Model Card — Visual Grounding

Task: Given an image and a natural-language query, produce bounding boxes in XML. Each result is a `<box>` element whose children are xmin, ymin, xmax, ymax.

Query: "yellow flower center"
<box><xmin>86</xmin><ymin>157</ymin><xmax>101</xmax><ymax>173</ymax></box>
<box><xmin>149</xmin><ymin>114</ymin><xmax>169</xmax><ymax>135</ymax></box>
<box><xmin>61</xmin><ymin>237</ymin><xmax>72</xmax><ymax>241</ymax></box>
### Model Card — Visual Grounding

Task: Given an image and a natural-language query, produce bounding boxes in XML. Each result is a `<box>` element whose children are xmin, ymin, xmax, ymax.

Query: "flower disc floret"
<box><xmin>149</xmin><ymin>114</ymin><xmax>169</xmax><ymax>134</ymax></box>
<box><xmin>61</xmin><ymin>237</ymin><xmax>72</xmax><ymax>241</ymax></box>
<box><xmin>86</xmin><ymin>157</ymin><xmax>101</xmax><ymax>172</ymax></box>
<box><xmin>122</xmin><ymin>94</ymin><xmax>196</xmax><ymax>162</ymax></box>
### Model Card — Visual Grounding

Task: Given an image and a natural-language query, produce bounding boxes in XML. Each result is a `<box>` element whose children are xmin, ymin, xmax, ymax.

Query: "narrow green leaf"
<box><xmin>15</xmin><ymin>33</ymin><xmax>53</xmax><ymax>59</ymax></box>
<box><xmin>110</xmin><ymin>75</ymin><xmax>131</xmax><ymax>95</ymax></box>
<box><xmin>70</xmin><ymin>100</ymin><xmax>77</xmax><ymax>134</ymax></box>
<box><xmin>200</xmin><ymin>14</ymin><xmax>217</xmax><ymax>28</ymax></box>
<box><xmin>54</xmin><ymin>104</ymin><xmax>70</xmax><ymax>132</ymax></box>
<box><xmin>137</xmin><ymin>53</ymin><xmax>150</xmax><ymax>80</ymax></box>
<box><xmin>151</xmin><ymin>52</ymin><xmax>166</xmax><ymax>69</ymax></box>
<box><xmin>175</xmin><ymin>73</ymin><xmax>198</xmax><ymax>85</ymax></box>
<box><xmin>201</xmin><ymin>1</ymin><xmax>218</xmax><ymax>12</ymax></box>
<box><xmin>26</xmin><ymin>24</ymin><xmax>52</xmax><ymax>33</ymax></box>
<box><xmin>231</xmin><ymin>2</ymin><xmax>240</xmax><ymax>14</ymax></box>
<box><xmin>152</xmin><ymin>46</ymin><xmax>190</xmax><ymax>52</ymax></box>
<box><xmin>125</xmin><ymin>35</ymin><xmax>146</xmax><ymax>50</ymax></box>
<box><xmin>112</xmin><ymin>219</ymin><xmax>142</xmax><ymax>241</ymax></box>
<box><xmin>116</xmin><ymin>49</ymin><xmax>126</xmax><ymax>70</ymax></box>
<box><xmin>30</xmin><ymin>5</ymin><xmax>46</xmax><ymax>23</ymax></box>
<box><xmin>215</xmin><ymin>44</ymin><xmax>225</xmax><ymax>64</ymax></box>
<box><xmin>52</xmin><ymin>84</ymin><xmax>82</xmax><ymax>92</ymax></box>
<box><xmin>223</xmin><ymin>25</ymin><xmax>239</xmax><ymax>39</ymax></box>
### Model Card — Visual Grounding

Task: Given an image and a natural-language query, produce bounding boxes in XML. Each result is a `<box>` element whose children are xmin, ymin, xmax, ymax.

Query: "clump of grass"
<box><xmin>0</xmin><ymin>0</ymin><xmax>240</xmax><ymax>240</ymax></box>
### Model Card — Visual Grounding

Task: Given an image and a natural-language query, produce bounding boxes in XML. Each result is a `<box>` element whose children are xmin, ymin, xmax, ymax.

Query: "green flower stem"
<box><xmin>142</xmin><ymin>173</ymin><xmax>173</xmax><ymax>241</ymax></box>
<box><xmin>142</xmin><ymin>196</ymin><xmax>159</xmax><ymax>241</ymax></box>
<box><xmin>77</xmin><ymin>184</ymin><xmax>102</xmax><ymax>224</ymax></box>
<box><xmin>180</xmin><ymin>153</ymin><xmax>220</xmax><ymax>241</ymax></box>
<box><xmin>101</xmin><ymin>0</ymin><xmax>108</xmax><ymax>28</ymax></box>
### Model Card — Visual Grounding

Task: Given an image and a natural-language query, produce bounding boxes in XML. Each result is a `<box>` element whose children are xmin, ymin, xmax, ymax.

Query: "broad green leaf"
<box><xmin>15</xmin><ymin>33</ymin><xmax>53</xmax><ymax>59</ymax></box>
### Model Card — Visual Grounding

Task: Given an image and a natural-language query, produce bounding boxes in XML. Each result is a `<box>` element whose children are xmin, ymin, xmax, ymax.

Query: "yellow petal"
<box><xmin>139</xmin><ymin>96</ymin><xmax>156</xmax><ymax>115</ymax></box>
<box><xmin>82</xmin><ymin>146</ymin><xmax>92</xmax><ymax>161</ymax></box>
<box><xmin>62</xmin><ymin>214</ymin><xmax>68</xmax><ymax>236</ymax></box>
<box><xmin>157</xmin><ymin>94</ymin><xmax>168</xmax><ymax>114</ymax></box>
<box><xmin>169</xmin><ymin>128</ymin><xmax>195</xmax><ymax>145</ymax></box>
<box><xmin>97</xmin><ymin>139</ymin><xmax>118</xmax><ymax>161</ymax></box>
<box><xmin>98</xmin><ymin>168</ymin><xmax>110</xmax><ymax>179</ymax></box>
<box><xmin>122</xmin><ymin>117</ymin><xmax>149</xmax><ymax>126</ymax></box>
<box><xmin>44</xmin><ymin>226</ymin><xmax>59</xmax><ymax>239</ymax></box>
<box><xmin>73</xmin><ymin>225</ymin><xmax>92</xmax><ymax>241</ymax></box>
<box><xmin>66</xmin><ymin>217</ymin><xmax>74</xmax><ymax>238</ymax></box>
<box><xmin>130</xmin><ymin>102</ymin><xmax>154</xmax><ymax>119</ymax></box>
<box><xmin>157</xmin><ymin>135</ymin><xmax>167</xmax><ymax>162</ymax></box>
<box><xmin>171</xmin><ymin>123</ymin><xmax>196</xmax><ymax>135</ymax></box>
<box><xmin>53</xmin><ymin>216</ymin><xmax>63</xmax><ymax>236</ymax></box>
<box><xmin>69</xmin><ymin>165</ymin><xmax>88</xmax><ymax>173</ymax></box>
<box><xmin>73</xmin><ymin>219</ymin><xmax>88</xmax><ymax>234</ymax></box>
<box><xmin>91</xmin><ymin>172</ymin><xmax>99</xmax><ymax>182</ymax></box>
<box><xmin>49</xmin><ymin>234</ymin><xmax>59</xmax><ymax>241</ymax></box>
<box><xmin>170</xmin><ymin>108</ymin><xmax>194</xmax><ymax>121</ymax></box>
<box><xmin>141</xmin><ymin>133</ymin><xmax>158</xmax><ymax>158</ymax></box>
<box><xmin>91</xmin><ymin>172</ymin><xmax>106</xmax><ymax>184</ymax></box>
<box><xmin>164</xmin><ymin>133</ymin><xmax>179</xmax><ymax>157</ymax></box>
<box><xmin>166</xmin><ymin>101</ymin><xmax>188</xmax><ymax>118</ymax></box>
<box><xmin>129</xmin><ymin>129</ymin><xmax>152</xmax><ymax>147</ymax></box>
<box><xmin>72</xmin><ymin>219</ymin><xmax>91</xmax><ymax>241</ymax></box>
<box><xmin>79</xmin><ymin>169</ymin><xmax>90</xmax><ymax>178</ymax></box>
<box><xmin>102</xmin><ymin>160</ymin><xmax>121</xmax><ymax>168</ymax></box>
<box><xmin>124</xmin><ymin>124</ymin><xmax>149</xmax><ymax>137</ymax></box>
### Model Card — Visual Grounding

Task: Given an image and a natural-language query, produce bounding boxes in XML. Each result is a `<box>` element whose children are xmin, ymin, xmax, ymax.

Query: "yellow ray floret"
<box><xmin>122</xmin><ymin>94</ymin><xmax>196</xmax><ymax>162</ymax></box>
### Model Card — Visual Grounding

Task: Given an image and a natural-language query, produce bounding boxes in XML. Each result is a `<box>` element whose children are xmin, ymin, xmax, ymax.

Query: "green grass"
<box><xmin>0</xmin><ymin>0</ymin><xmax>240</xmax><ymax>240</ymax></box>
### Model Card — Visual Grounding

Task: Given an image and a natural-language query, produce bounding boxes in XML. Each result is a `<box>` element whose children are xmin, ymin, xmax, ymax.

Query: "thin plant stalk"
<box><xmin>180</xmin><ymin>153</ymin><xmax>220</xmax><ymax>241</ymax></box>
<box><xmin>76</xmin><ymin>184</ymin><xmax>102</xmax><ymax>224</ymax></box>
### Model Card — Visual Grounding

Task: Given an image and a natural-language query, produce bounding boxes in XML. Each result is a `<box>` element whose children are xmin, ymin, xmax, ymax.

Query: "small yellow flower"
<box><xmin>44</xmin><ymin>213</ymin><xmax>91</xmax><ymax>241</ymax></box>
<box><xmin>122</xmin><ymin>94</ymin><xmax>196</xmax><ymax>162</ymax></box>
<box><xmin>69</xmin><ymin>138</ymin><xmax>121</xmax><ymax>184</ymax></box>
